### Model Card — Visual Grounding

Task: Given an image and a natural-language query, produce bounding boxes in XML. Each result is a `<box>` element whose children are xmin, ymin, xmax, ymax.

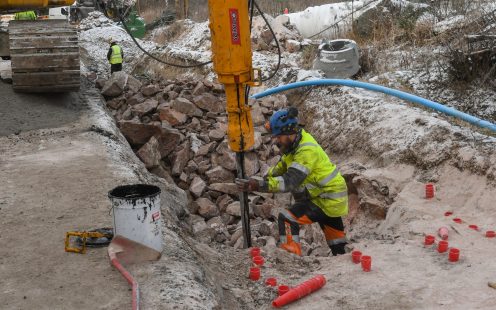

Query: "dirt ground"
<box><xmin>0</xmin><ymin>81</ymin><xmax>136</xmax><ymax>309</ymax></box>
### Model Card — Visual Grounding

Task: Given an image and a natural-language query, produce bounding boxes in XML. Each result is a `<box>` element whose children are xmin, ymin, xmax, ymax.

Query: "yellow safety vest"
<box><xmin>15</xmin><ymin>11</ymin><xmax>36</xmax><ymax>21</ymax></box>
<box><xmin>267</xmin><ymin>129</ymin><xmax>349</xmax><ymax>217</ymax></box>
<box><xmin>110</xmin><ymin>45</ymin><xmax>123</xmax><ymax>64</ymax></box>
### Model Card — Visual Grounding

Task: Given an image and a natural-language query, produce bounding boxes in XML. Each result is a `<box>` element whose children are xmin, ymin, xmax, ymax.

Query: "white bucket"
<box><xmin>108</xmin><ymin>184</ymin><xmax>163</xmax><ymax>254</ymax></box>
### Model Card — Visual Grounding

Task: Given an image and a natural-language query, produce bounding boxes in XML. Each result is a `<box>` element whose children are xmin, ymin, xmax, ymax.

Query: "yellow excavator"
<box><xmin>0</xmin><ymin>0</ymin><xmax>80</xmax><ymax>92</ymax></box>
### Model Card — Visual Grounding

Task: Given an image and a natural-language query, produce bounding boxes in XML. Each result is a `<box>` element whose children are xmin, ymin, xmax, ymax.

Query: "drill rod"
<box><xmin>236</xmin><ymin>152</ymin><xmax>252</xmax><ymax>248</ymax></box>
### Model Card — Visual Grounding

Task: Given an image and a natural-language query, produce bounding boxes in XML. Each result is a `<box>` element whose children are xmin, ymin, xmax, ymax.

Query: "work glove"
<box><xmin>235</xmin><ymin>178</ymin><xmax>260</xmax><ymax>192</ymax></box>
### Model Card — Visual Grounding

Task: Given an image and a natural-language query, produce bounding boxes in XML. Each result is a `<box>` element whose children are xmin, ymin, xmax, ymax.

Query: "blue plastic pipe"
<box><xmin>251</xmin><ymin>79</ymin><xmax>496</xmax><ymax>133</ymax></box>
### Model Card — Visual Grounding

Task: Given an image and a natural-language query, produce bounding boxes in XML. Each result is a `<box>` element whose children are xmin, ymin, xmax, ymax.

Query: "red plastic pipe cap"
<box><xmin>351</xmin><ymin>250</ymin><xmax>362</xmax><ymax>264</ymax></box>
<box><xmin>361</xmin><ymin>255</ymin><xmax>372</xmax><ymax>272</ymax></box>
<box><xmin>250</xmin><ymin>247</ymin><xmax>261</xmax><ymax>258</ymax></box>
<box><xmin>278</xmin><ymin>285</ymin><xmax>290</xmax><ymax>296</ymax></box>
<box><xmin>486</xmin><ymin>231</ymin><xmax>495</xmax><ymax>238</ymax></box>
<box><xmin>249</xmin><ymin>267</ymin><xmax>260</xmax><ymax>281</ymax></box>
<box><xmin>252</xmin><ymin>255</ymin><xmax>264</xmax><ymax>267</ymax></box>
<box><xmin>438</xmin><ymin>240</ymin><xmax>449</xmax><ymax>253</ymax></box>
<box><xmin>468</xmin><ymin>225</ymin><xmax>479</xmax><ymax>231</ymax></box>
<box><xmin>425</xmin><ymin>184</ymin><xmax>435</xmax><ymax>199</ymax></box>
<box><xmin>449</xmin><ymin>248</ymin><xmax>460</xmax><ymax>262</ymax></box>
<box><xmin>265</xmin><ymin>278</ymin><xmax>277</xmax><ymax>286</ymax></box>
<box><xmin>444</xmin><ymin>211</ymin><xmax>453</xmax><ymax>216</ymax></box>
<box><xmin>453</xmin><ymin>218</ymin><xmax>462</xmax><ymax>224</ymax></box>
<box><xmin>425</xmin><ymin>235</ymin><xmax>435</xmax><ymax>245</ymax></box>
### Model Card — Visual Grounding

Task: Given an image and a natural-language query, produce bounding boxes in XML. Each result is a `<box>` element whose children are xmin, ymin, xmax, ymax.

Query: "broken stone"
<box><xmin>172</xmin><ymin>142</ymin><xmax>191</xmax><ymax>176</ymax></box>
<box><xmin>179</xmin><ymin>172</ymin><xmax>188</xmax><ymax>183</ymax></box>
<box><xmin>251</xmin><ymin>103</ymin><xmax>266</xmax><ymax>126</ymax></box>
<box><xmin>149</xmin><ymin>165</ymin><xmax>175</xmax><ymax>184</ymax></box>
<box><xmin>206</xmin><ymin>166</ymin><xmax>235</xmax><ymax>183</ymax></box>
<box><xmin>285</xmin><ymin>39</ymin><xmax>301</xmax><ymax>53</ymax></box>
<box><xmin>244</xmin><ymin>152</ymin><xmax>260</xmax><ymax>176</ymax></box>
<box><xmin>196</xmin><ymin>142</ymin><xmax>217</xmax><ymax>157</ymax></box>
<box><xmin>216</xmin><ymin>194</ymin><xmax>234</xmax><ymax>213</ymax></box>
<box><xmin>193</xmin><ymin>93</ymin><xmax>223</xmax><ymax>113</ymax></box>
<box><xmin>127</xmin><ymin>93</ymin><xmax>145</xmax><ymax>106</ymax></box>
<box><xmin>136</xmin><ymin>136</ymin><xmax>161</xmax><ymax>169</ymax></box>
<box><xmin>158</xmin><ymin>107</ymin><xmax>187</xmax><ymax>126</ymax></box>
<box><xmin>101</xmin><ymin>71</ymin><xmax>128</xmax><ymax>97</ymax></box>
<box><xmin>126</xmin><ymin>75</ymin><xmax>142</xmax><ymax>93</ymax></box>
<box><xmin>197</xmin><ymin>160</ymin><xmax>211</xmax><ymax>175</ymax></box>
<box><xmin>209</xmin><ymin>183</ymin><xmax>238</xmax><ymax>195</ymax></box>
<box><xmin>156</xmin><ymin>125</ymin><xmax>181</xmax><ymax>158</ymax></box>
<box><xmin>184</xmin><ymin>160</ymin><xmax>199</xmax><ymax>174</ymax></box>
<box><xmin>189</xmin><ymin>214</ymin><xmax>208</xmax><ymax>234</ymax></box>
<box><xmin>206</xmin><ymin>216</ymin><xmax>224</xmax><ymax>229</ymax></box>
<box><xmin>192</xmin><ymin>81</ymin><xmax>206</xmax><ymax>96</ymax></box>
<box><xmin>141</xmin><ymin>84</ymin><xmax>161</xmax><ymax>97</ymax></box>
<box><xmin>95</xmin><ymin>78</ymin><xmax>106</xmax><ymax>89</ymax></box>
<box><xmin>168</xmin><ymin>91</ymin><xmax>179</xmax><ymax>100</ymax></box>
<box><xmin>171</xmin><ymin>97</ymin><xmax>203</xmax><ymax>117</ymax></box>
<box><xmin>208</xmin><ymin>129</ymin><xmax>225</xmax><ymax>141</ymax></box>
<box><xmin>189</xmin><ymin>176</ymin><xmax>207</xmax><ymax>198</ymax></box>
<box><xmin>118</xmin><ymin>119</ymin><xmax>162</xmax><ymax>145</ymax></box>
<box><xmin>225</xmin><ymin>201</ymin><xmax>241</xmax><ymax>217</ymax></box>
<box><xmin>132</xmin><ymin>99</ymin><xmax>158</xmax><ymax>117</ymax></box>
<box><xmin>196</xmin><ymin>198</ymin><xmax>220</xmax><ymax>220</ymax></box>
<box><xmin>229</xmin><ymin>229</ymin><xmax>243</xmax><ymax>246</ymax></box>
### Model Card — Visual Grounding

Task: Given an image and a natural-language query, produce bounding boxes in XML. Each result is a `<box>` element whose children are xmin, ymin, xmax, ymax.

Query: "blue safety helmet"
<box><xmin>267</xmin><ymin>107</ymin><xmax>299</xmax><ymax>136</ymax></box>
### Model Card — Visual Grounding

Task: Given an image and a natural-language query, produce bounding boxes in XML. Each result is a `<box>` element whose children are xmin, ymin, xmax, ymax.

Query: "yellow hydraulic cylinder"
<box><xmin>207</xmin><ymin>0</ymin><xmax>259</xmax><ymax>152</ymax></box>
<box><xmin>0</xmin><ymin>0</ymin><xmax>75</xmax><ymax>11</ymax></box>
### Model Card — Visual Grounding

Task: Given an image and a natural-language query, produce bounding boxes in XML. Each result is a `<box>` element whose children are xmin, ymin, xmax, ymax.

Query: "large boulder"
<box><xmin>101</xmin><ymin>71</ymin><xmax>128</xmax><ymax>97</ymax></box>
<box><xmin>171</xmin><ymin>97</ymin><xmax>203</xmax><ymax>117</ymax></box>
<box><xmin>193</xmin><ymin>93</ymin><xmax>224</xmax><ymax>113</ymax></box>
<box><xmin>118</xmin><ymin>119</ymin><xmax>162</xmax><ymax>145</ymax></box>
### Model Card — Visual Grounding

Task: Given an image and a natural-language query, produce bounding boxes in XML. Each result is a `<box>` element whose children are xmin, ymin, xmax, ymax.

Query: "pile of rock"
<box><xmin>98</xmin><ymin>72</ymin><xmax>330</xmax><ymax>255</ymax></box>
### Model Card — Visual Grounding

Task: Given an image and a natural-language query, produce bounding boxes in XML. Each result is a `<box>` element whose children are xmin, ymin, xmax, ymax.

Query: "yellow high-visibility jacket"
<box><xmin>265</xmin><ymin>129</ymin><xmax>348</xmax><ymax>217</ymax></box>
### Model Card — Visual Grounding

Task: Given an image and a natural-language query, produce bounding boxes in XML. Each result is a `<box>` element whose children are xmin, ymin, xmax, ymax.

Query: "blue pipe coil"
<box><xmin>250</xmin><ymin>79</ymin><xmax>496</xmax><ymax>133</ymax></box>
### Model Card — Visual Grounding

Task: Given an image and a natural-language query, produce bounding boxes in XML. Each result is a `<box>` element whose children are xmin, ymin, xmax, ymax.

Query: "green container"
<box><xmin>124</xmin><ymin>11</ymin><xmax>146</xmax><ymax>39</ymax></box>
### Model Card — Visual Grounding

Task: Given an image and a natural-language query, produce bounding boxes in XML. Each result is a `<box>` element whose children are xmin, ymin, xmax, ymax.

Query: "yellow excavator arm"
<box><xmin>0</xmin><ymin>0</ymin><xmax>75</xmax><ymax>12</ymax></box>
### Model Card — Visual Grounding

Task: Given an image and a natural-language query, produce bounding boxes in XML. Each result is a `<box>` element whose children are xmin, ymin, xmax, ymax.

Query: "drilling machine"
<box><xmin>207</xmin><ymin>0</ymin><xmax>262</xmax><ymax>248</ymax></box>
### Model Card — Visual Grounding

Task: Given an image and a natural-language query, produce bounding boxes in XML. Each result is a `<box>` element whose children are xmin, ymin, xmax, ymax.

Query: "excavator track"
<box><xmin>8</xmin><ymin>20</ymin><xmax>80</xmax><ymax>92</ymax></box>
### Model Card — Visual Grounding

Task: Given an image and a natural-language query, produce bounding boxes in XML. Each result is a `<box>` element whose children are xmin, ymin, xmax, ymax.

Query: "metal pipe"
<box><xmin>251</xmin><ymin>79</ymin><xmax>496</xmax><ymax>133</ymax></box>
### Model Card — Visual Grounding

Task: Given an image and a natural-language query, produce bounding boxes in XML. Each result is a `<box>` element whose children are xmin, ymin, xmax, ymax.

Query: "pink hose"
<box><xmin>108</xmin><ymin>250</ymin><xmax>140</xmax><ymax>310</ymax></box>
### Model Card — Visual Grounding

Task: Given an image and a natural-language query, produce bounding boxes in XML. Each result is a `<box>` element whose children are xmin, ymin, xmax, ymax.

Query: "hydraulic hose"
<box><xmin>251</xmin><ymin>79</ymin><xmax>496</xmax><ymax>133</ymax></box>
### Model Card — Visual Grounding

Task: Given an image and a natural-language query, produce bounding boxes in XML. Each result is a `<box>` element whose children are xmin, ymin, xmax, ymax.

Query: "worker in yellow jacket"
<box><xmin>14</xmin><ymin>11</ymin><xmax>37</xmax><ymax>20</ymax></box>
<box><xmin>236</xmin><ymin>107</ymin><xmax>348</xmax><ymax>256</ymax></box>
<box><xmin>107</xmin><ymin>39</ymin><xmax>123</xmax><ymax>74</ymax></box>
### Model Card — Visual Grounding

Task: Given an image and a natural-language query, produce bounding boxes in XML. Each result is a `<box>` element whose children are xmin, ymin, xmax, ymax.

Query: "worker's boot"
<box><xmin>280</xmin><ymin>240</ymin><xmax>302</xmax><ymax>256</ymax></box>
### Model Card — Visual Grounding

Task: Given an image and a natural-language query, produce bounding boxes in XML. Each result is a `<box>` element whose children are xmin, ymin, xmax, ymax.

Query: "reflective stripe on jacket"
<box><xmin>266</xmin><ymin>129</ymin><xmax>348</xmax><ymax>217</ymax></box>
<box><xmin>110</xmin><ymin>45</ymin><xmax>123</xmax><ymax>64</ymax></box>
